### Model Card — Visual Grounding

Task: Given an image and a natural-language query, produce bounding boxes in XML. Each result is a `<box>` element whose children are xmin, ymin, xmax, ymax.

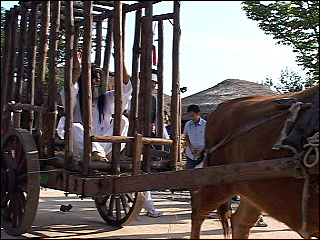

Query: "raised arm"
<box><xmin>123</xmin><ymin>63</ymin><xmax>130</xmax><ymax>84</ymax></box>
<box><xmin>72</xmin><ymin>51</ymin><xmax>82</xmax><ymax>84</ymax></box>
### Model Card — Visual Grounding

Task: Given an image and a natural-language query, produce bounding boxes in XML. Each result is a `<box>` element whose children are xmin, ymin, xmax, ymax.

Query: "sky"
<box><xmin>1</xmin><ymin>1</ymin><xmax>308</xmax><ymax>97</ymax></box>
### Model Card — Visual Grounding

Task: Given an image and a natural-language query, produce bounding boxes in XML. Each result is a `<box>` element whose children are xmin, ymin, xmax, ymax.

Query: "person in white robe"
<box><xmin>57</xmin><ymin>52</ymin><xmax>132</xmax><ymax>161</ymax></box>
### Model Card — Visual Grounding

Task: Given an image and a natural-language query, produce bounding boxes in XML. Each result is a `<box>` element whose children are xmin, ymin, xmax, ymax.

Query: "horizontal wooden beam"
<box><xmin>93</xmin><ymin>1</ymin><xmax>115</xmax><ymax>7</ymax></box>
<box><xmin>123</xmin><ymin>1</ymin><xmax>162</xmax><ymax>13</ymax></box>
<box><xmin>141</xmin><ymin>13</ymin><xmax>174</xmax><ymax>22</ymax></box>
<box><xmin>92</xmin><ymin>135</ymin><xmax>173</xmax><ymax>145</ymax></box>
<box><xmin>112</xmin><ymin>157</ymin><xmax>319</xmax><ymax>194</ymax></box>
<box><xmin>50</xmin><ymin>156</ymin><xmax>171</xmax><ymax>172</ymax></box>
<box><xmin>44</xmin><ymin>155</ymin><xmax>318</xmax><ymax>197</ymax></box>
<box><xmin>92</xmin><ymin>1</ymin><xmax>163</xmax><ymax>22</ymax></box>
<box><xmin>61</xmin><ymin>1</ymin><xmax>109</xmax><ymax>12</ymax></box>
<box><xmin>8</xmin><ymin>103</ymin><xmax>49</xmax><ymax>113</ymax></box>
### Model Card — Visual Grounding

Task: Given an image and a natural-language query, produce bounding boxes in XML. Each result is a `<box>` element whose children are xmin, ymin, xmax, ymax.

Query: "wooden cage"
<box><xmin>1</xmin><ymin>1</ymin><xmax>182</xmax><ymax>177</ymax></box>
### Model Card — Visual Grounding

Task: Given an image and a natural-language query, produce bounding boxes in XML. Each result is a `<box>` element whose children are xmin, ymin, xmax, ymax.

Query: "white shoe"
<box><xmin>146</xmin><ymin>210</ymin><xmax>162</xmax><ymax>218</ymax></box>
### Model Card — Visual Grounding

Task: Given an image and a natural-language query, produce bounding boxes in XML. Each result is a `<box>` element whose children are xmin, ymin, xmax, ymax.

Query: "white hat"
<box><xmin>151</xmin><ymin>73</ymin><xmax>157</xmax><ymax>82</ymax></box>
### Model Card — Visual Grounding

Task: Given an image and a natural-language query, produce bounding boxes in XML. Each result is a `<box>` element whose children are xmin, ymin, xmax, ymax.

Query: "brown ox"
<box><xmin>190</xmin><ymin>85</ymin><xmax>319</xmax><ymax>239</ymax></box>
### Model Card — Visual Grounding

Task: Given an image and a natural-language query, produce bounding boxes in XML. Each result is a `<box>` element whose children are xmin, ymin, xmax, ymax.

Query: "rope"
<box><xmin>272</xmin><ymin>142</ymin><xmax>314</xmax><ymax>239</ymax></box>
<box><xmin>296</xmin><ymin>157</ymin><xmax>311</xmax><ymax>239</ymax></box>
<box><xmin>275</xmin><ymin>144</ymin><xmax>310</xmax><ymax>238</ymax></box>
<box><xmin>273</xmin><ymin>102</ymin><xmax>304</xmax><ymax>150</ymax></box>
<box><xmin>299</xmin><ymin>132</ymin><xmax>319</xmax><ymax>238</ymax></box>
<box><xmin>303</xmin><ymin>132</ymin><xmax>319</xmax><ymax>168</ymax></box>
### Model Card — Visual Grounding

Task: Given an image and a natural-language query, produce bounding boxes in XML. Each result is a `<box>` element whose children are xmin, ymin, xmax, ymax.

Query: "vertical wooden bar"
<box><xmin>35</xmin><ymin>1</ymin><xmax>50</xmax><ymax>158</ymax></box>
<box><xmin>112</xmin><ymin>1</ymin><xmax>123</xmax><ymax>174</ymax></box>
<box><xmin>6</xmin><ymin>9</ymin><xmax>19</xmax><ymax>129</ymax></box>
<box><xmin>178</xmin><ymin>88</ymin><xmax>182</xmax><ymax>162</ymax></box>
<box><xmin>177</xmin><ymin>10</ymin><xmax>182</xmax><ymax>164</ymax></box>
<box><xmin>13</xmin><ymin>6</ymin><xmax>28</xmax><ymax>128</ymax></box>
<box><xmin>64</xmin><ymin>1</ymin><xmax>75</xmax><ymax>169</ymax></box>
<box><xmin>170</xmin><ymin>1</ymin><xmax>181</xmax><ymax>170</ymax></box>
<box><xmin>1</xmin><ymin>11</ymin><xmax>12</xmax><ymax>130</ymax></box>
<box><xmin>35</xmin><ymin>1</ymin><xmax>50</xmax><ymax>107</ymax></box>
<box><xmin>82</xmin><ymin>1</ymin><xmax>93</xmax><ymax>176</ymax></box>
<box><xmin>157</xmin><ymin>20</ymin><xmax>164</xmax><ymax>140</ymax></box>
<box><xmin>122</xmin><ymin>10</ymin><xmax>126</xmax><ymax>61</ymax></box>
<box><xmin>25</xmin><ymin>2</ymin><xmax>39</xmax><ymax>132</ymax></box>
<box><xmin>47</xmin><ymin>1</ymin><xmax>61</xmax><ymax>157</ymax></box>
<box><xmin>132</xmin><ymin>132</ymin><xmax>142</xmax><ymax>175</ymax></box>
<box><xmin>73</xmin><ymin>26</ymin><xmax>80</xmax><ymax>61</ymax></box>
<box><xmin>137</xmin><ymin>16</ymin><xmax>145</xmax><ymax>135</ymax></box>
<box><xmin>95</xmin><ymin>20</ymin><xmax>102</xmax><ymax>67</ymax></box>
<box><xmin>101</xmin><ymin>17</ymin><xmax>113</xmax><ymax>93</ymax></box>
<box><xmin>127</xmin><ymin>8</ymin><xmax>141</xmax><ymax>157</ymax></box>
<box><xmin>141</xmin><ymin>2</ymin><xmax>153</xmax><ymax>172</ymax></box>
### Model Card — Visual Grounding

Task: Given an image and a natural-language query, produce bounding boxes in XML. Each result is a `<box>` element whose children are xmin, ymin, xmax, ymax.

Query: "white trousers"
<box><xmin>142</xmin><ymin>191</ymin><xmax>157</xmax><ymax>212</ymax></box>
<box><xmin>57</xmin><ymin>115</ymin><xmax>129</xmax><ymax>159</ymax></box>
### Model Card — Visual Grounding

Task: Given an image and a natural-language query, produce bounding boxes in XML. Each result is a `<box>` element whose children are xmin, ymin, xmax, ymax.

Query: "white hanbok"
<box><xmin>57</xmin><ymin>81</ymin><xmax>132</xmax><ymax>159</ymax></box>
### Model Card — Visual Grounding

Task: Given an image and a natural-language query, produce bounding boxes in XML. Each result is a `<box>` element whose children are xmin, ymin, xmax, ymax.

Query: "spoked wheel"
<box><xmin>1</xmin><ymin>128</ymin><xmax>40</xmax><ymax>235</ymax></box>
<box><xmin>94</xmin><ymin>192</ymin><xmax>145</xmax><ymax>226</ymax></box>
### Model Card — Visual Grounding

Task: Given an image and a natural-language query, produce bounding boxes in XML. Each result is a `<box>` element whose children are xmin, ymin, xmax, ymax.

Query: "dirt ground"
<box><xmin>1</xmin><ymin>188</ymin><xmax>303</xmax><ymax>239</ymax></box>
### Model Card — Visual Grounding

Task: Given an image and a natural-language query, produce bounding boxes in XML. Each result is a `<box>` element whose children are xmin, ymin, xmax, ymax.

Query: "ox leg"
<box><xmin>231</xmin><ymin>199</ymin><xmax>261</xmax><ymax>239</ymax></box>
<box><xmin>190</xmin><ymin>186</ymin><xmax>232</xmax><ymax>239</ymax></box>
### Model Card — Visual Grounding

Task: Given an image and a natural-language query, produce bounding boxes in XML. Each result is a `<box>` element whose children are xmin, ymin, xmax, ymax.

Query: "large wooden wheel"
<box><xmin>1</xmin><ymin>128</ymin><xmax>40</xmax><ymax>235</ymax></box>
<box><xmin>94</xmin><ymin>192</ymin><xmax>145</xmax><ymax>226</ymax></box>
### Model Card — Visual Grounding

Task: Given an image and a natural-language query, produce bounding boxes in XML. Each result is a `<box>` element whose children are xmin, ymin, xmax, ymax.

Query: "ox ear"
<box><xmin>273</xmin><ymin>98</ymin><xmax>297</xmax><ymax>110</ymax></box>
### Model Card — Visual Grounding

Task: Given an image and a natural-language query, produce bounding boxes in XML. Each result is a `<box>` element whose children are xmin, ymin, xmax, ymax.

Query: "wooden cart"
<box><xmin>0</xmin><ymin>1</ymin><xmax>184</xmax><ymax>235</ymax></box>
<box><xmin>1</xmin><ymin>1</ymin><xmax>318</xmax><ymax>237</ymax></box>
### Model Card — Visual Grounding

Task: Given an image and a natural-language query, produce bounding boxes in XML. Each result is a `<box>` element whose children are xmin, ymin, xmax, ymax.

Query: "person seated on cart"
<box><xmin>57</xmin><ymin>52</ymin><xmax>132</xmax><ymax>162</ymax></box>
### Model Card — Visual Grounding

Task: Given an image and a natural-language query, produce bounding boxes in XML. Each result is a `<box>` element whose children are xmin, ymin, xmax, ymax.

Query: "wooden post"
<box><xmin>122</xmin><ymin>9</ymin><xmax>126</xmax><ymax>61</ymax></box>
<box><xmin>170</xmin><ymin>1</ymin><xmax>181</xmax><ymax>170</ymax></box>
<box><xmin>6</xmin><ymin>9</ymin><xmax>19</xmax><ymax>130</ymax></box>
<box><xmin>35</xmin><ymin>1</ymin><xmax>50</xmax><ymax>158</ymax></box>
<box><xmin>112</xmin><ymin>1</ymin><xmax>124</xmax><ymax>174</ymax></box>
<box><xmin>101</xmin><ymin>17</ymin><xmax>113</xmax><ymax>93</ymax></box>
<box><xmin>73</xmin><ymin>26</ymin><xmax>80</xmax><ymax>60</ymax></box>
<box><xmin>132</xmin><ymin>133</ymin><xmax>142</xmax><ymax>175</ymax></box>
<box><xmin>13</xmin><ymin>6</ymin><xmax>28</xmax><ymax>128</ymax></box>
<box><xmin>157</xmin><ymin>20</ymin><xmax>164</xmax><ymax>140</ymax></box>
<box><xmin>25</xmin><ymin>2</ymin><xmax>39</xmax><ymax>132</ymax></box>
<box><xmin>82</xmin><ymin>1</ymin><xmax>93</xmax><ymax>176</ymax></box>
<box><xmin>95</xmin><ymin>20</ymin><xmax>102</xmax><ymax>67</ymax></box>
<box><xmin>64</xmin><ymin>1</ymin><xmax>75</xmax><ymax>169</ymax></box>
<box><xmin>126</xmin><ymin>8</ymin><xmax>141</xmax><ymax>157</ymax></box>
<box><xmin>47</xmin><ymin>1</ymin><xmax>61</xmax><ymax>157</ymax></box>
<box><xmin>1</xmin><ymin>11</ymin><xmax>12</xmax><ymax>130</ymax></box>
<box><xmin>141</xmin><ymin>2</ymin><xmax>153</xmax><ymax>172</ymax></box>
<box><xmin>35</xmin><ymin>1</ymin><xmax>50</xmax><ymax>107</ymax></box>
<box><xmin>137</xmin><ymin>13</ymin><xmax>145</xmax><ymax>136</ymax></box>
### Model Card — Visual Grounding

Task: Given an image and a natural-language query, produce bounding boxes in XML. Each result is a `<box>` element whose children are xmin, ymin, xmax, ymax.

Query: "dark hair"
<box><xmin>77</xmin><ymin>64</ymin><xmax>105</xmax><ymax>124</ymax></box>
<box><xmin>187</xmin><ymin>104</ymin><xmax>200</xmax><ymax>113</ymax></box>
<box><xmin>91</xmin><ymin>64</ymin><xmax>102</xmax><ymax>79</ymax></box>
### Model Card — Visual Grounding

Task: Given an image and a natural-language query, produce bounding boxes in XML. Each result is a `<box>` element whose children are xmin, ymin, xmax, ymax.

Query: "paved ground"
<box><xmin>1</xmin><ymin>188</ymin><xmax>303</xmax><ymax>239</ymax></box>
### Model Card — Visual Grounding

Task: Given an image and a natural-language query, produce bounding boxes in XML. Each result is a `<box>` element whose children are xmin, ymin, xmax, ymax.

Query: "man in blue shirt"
<box><xmin>183</xmin><ymin>104</ymin><xmax>206</xmax><ymax>169</ymax></box>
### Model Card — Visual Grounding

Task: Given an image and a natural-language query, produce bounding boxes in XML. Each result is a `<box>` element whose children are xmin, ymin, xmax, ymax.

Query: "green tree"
<box><xmin>241</xmin><ymin>1</ymin><xmax>319</xmax><ymax>85</ymax></box>
<box><xmin>262</xmin><ymin>67</ymin><xmax>305</xmax><ymax>94</ymax></box>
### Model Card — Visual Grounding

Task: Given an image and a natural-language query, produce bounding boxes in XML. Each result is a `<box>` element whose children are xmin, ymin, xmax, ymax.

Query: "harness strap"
<box><xmin>205</xmin><ymin>110</ymin><xmax>290</xmax><ymax>158</ymax></box>
<box><xmin>273</xmin><ymin>102</ymin><xmax>305</xmax><ymax>150</ymax></box>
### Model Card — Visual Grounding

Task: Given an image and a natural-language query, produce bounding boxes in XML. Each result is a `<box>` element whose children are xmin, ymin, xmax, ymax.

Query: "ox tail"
<box><xmin>217</xmin><ymin>202</ymin><xmax>232</xmax><ymax>239</ymax></box>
